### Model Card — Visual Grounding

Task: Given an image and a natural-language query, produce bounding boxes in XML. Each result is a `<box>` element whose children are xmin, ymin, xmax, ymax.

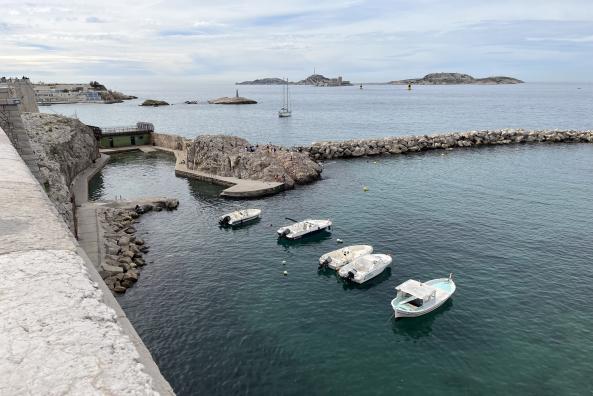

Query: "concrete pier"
<box><xmin>155</xmin><ymin>147</ymin><xmax>285</xmax><ymax>198</ymax></box>
<box><xmin>0</xmin><ymin>125</ymin><xmax>174</xmax><ymax>394</ymax></box>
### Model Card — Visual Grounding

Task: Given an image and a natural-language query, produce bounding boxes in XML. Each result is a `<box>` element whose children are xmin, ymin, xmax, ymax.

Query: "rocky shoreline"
<box><xmin>21</xmin><ymin>112</ymin><xmax>99</xmax><ymax>231</ymax></box>
<box><xmin>185</xmin><ymin>135</ymin><xmax>322</xmax><ymax>188</ymax></box>
<box><xmin>98</xmin><ymin>198</ymin><xmax>179</xmax><ymax>294</ymax></box>
<box><xmin>300</xmin><ymin>129</ymin><xmax>593</xmax><ymax>160</ymax></box>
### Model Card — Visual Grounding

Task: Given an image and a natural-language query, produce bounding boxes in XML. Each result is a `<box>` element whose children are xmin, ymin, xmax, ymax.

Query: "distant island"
<box><xmin>237</xmin><ymin>74</ymin><xmax>352</xmax><ymax>87</ymax></box>
<box><xmin>389</xmin><ymin>73</ymin><xmax>524</xmax><ymax>85</ymax></box>
<box><xmin>140</xmin><ymin>99</ymin><xmax>169</xmax><ymax>106</ymax></box>
<box><xmin>208</xmin><ymin>90</ymin><xmax>257</xmax><ymax>104</ymax></box>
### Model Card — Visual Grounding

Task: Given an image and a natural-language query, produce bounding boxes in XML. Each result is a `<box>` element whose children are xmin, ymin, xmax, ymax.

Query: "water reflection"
<box><xmin>390</xmin><ymin>299</ymin><xmax>454</xmax><ymax>339</ymax></box>
<box><xmin>186</xmin><ymin>178</ymin><xmax>226</xmax><ymax>202</ymax></box>
<box><xmin>88</xmin><ymin>172</ymin><xmax>106</xmax><ymax>201</ymax></box>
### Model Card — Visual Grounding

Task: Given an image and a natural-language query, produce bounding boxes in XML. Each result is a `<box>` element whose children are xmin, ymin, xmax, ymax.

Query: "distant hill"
<box><xmin>237</xmin><ymin>74</ymin><xmax>352</xmax><ymax>86</ymax></box>
<box><xmin>389</xmin><ymin>73</ymin><xmax>524</xmax><ymax>85</ymax></box>
<box><xmin>236</xmin><ymin>78</ymin><xmax>288</xmax><ymax>85</ymax></box>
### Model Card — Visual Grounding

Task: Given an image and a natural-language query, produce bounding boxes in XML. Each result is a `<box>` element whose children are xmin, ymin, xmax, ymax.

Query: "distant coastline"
<box><xmin>389</xmin><ymin>73</ymin><xmax>524</xmax><ymax>85</ymax></box>
<box><xmin>237</xmin><ymin>72</ymin><xmax>523</xmax><ymax>86</ymax></box>
<box><xmin>237</xmin><ymin>74</ymin><xmax>352</xmax><ymax>86</ymax></box>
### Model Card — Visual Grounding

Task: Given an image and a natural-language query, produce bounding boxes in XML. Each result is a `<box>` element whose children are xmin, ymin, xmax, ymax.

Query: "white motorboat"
<box><xmin>277</xmin><ymin>219</ymin><xmax>332</xmax><ymax>239</ymax></box>
<box><xmin>219</xmin><ymin>209</ymin><xmax>261</xmax><ymax>226</ymax></box>
<box><xmin>319</xmin><ymin>245</ymin><xmax>373</xmax><ymax>269</ymax></box>
<box><xmin>391</xmin><ymin>274</ymin><xmax>456</xmax><ymax>319</ymax></box>
<box><xmin>338</xmin><ymin>253</ymin><xmax>392</xmax><ymax>284</ymax></box>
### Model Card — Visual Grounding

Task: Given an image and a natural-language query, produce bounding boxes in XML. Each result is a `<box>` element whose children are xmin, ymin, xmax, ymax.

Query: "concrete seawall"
<box><xmin>0</xmin><ymin>125</ymin><xmax>174</xmax><ymax>394</ymax></box>
<box><xmin>300</xmin><ymin>129</ymin><xmax>593</xmax><ymax>160</ymax></box>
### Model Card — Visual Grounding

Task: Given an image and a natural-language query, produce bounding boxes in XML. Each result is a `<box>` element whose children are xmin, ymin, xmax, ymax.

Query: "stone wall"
<box><xmin>152</xmin><ymin>132</ymin><xmax>191</xmax><ymax>151</ymax></box>
<box><xmin>9</xmin><ymin>78</ymin><xmax>39</xmax><ymax>112</ymax></box>
<box><xmin>300</xmin><ymin>129</ymin><xmax>593</xmax><ymax>160</ymax></box>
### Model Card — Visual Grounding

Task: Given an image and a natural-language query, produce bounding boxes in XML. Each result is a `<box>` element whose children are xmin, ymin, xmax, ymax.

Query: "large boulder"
<box><xmin>185</xmin><ymin>135</ymin><xmax>322</xmax><ymax>187</ymax></box>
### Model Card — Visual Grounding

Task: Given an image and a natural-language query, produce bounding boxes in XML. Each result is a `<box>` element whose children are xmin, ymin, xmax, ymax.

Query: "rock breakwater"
<box><xmin>98</xmin><ymin>198</ymin><xmax>179</xmax><ymax>294</ymax></box>
<box><xmin>185</xmin><ymin>135</ymin><xmax>321</xmax><ymax>188</ymax></box>
<box><xmin>301</xmin><ymin>129</ymin><xmax>593</xmax><ymax>160</ymax></box>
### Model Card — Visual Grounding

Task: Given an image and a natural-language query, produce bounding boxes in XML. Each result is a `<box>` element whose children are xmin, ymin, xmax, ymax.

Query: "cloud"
<box><xmin>85</xmin><ymin>16</ymin><xmax>105</xmax><ymax>23</ymax></box>
<box><xmin>527</xmin><ymin>35</ymin><xmax>593</xmax><ymax>43</ymax></box>
<box><xmin>16</xmin><ymin>42</ymin><xmax>59</xmax><ymax>51</ymax></box>
<box><xmin>1</xmin><ymin>0</ymin><xmax>593</xmax><ymax>82</ymax></box>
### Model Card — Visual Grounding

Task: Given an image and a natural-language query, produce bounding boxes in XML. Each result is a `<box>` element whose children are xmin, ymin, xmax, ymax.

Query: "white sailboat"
<box><xmin>278</xmin><ymin>78</ymin><xmax>291</xmax><ymax>118</ymax></box>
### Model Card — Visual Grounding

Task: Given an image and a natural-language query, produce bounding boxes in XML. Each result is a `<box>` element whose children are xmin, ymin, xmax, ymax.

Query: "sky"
<box><xmin>1</xmin><ymin>0</ymin><xmax>593</xmax><ymax>84</ymax></box>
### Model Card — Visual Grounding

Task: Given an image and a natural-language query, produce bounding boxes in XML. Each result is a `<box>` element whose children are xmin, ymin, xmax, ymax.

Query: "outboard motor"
<box><xmin>279</xmin><ymin>229</ymin><xmax>290</xmax><ymax>238</ymax></box>
<box><xmin>319</xmin><ymin>257</ymin><xmax>331</xmax><ymax>269</ymax></box>
<box><xmin>346</xmin><ymin>271</ymin><xmax>355</xmax><ymax>281</ymax></box>
<box><xmin>219</xmin><ymin>216</ymin><xmax>230</xmax><ymax>226</ymax></box>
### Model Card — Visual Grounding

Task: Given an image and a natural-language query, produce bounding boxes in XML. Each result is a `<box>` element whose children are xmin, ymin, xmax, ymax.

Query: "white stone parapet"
<box><xmin>0</xmin><ymin>126</ymin><xmax>174</xmax><ymax>394</ymax></box>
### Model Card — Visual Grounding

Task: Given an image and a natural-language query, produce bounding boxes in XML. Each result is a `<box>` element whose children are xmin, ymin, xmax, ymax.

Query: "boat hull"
<box><xmin>393</xmin><ymin>298</ymin><xmax>448</xmax><ymax>318</ymax></box>
<box><xmin>219</xmin><ymin>209</ymin><xmax>261</xmax><ymax>226</ymax></box>
<box><xmin>319</xmin><ymin>245</ymin><xmax>373</xmax><ymax>269</ymax></box>
<box><xmin>338</xmin><ymin>253</ymin><xmax>392</xmax><ymax>284</ymax></box>
<box><xmin>227</xmin><ymin>214</ymin><xmax>259</xmax><ymax>226</ymax></box>
<box><xmin>277</xmin><ymin>219</ymin><xmax>332</xmax><ymax>240</ymax></box>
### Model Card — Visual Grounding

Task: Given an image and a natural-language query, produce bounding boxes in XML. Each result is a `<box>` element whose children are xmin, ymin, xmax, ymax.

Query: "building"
<box><xmin>98</xmin><ymin>122</ymin><xmax>154</xmax><ymax>148</ymax></box>
<box><xmin>33</xmin><ymin>83</ymin><xmax>105</xmax><ymax>105</ymax></box>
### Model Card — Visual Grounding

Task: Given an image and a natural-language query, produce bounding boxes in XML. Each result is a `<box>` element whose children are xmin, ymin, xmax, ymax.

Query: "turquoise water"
<box><xmin>43</xmin><ymin>83</ymin><xmax>593</xmax><ymax>146</ymax></box>
<box><xmin>90</xmin><ymin>143</ymin><xmax>593</xmax><ymax>395</ymax></box>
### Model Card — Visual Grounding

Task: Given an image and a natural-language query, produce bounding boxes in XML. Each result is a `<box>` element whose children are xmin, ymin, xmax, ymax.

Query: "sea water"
<box><xmin>89</xmin><ymin>142</ymin><xmax>593</xmax><ymax>395</ymax></box>
<box><xmin>66</xmin><ymin>82</ymin><xmax>593</xmax><ymax>394</ymax></box>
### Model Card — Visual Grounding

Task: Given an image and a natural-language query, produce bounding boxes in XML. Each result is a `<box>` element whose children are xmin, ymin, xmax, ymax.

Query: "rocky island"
<box><xmin>236</xmin><ymin>77</ymin><xmax>288</xmax><ymax>85</ymax></box>
<box><xmin>237</xmin><ymin>74</ymin><xmax>352</xmax><ymax>86</ymax></box>
<box><xmin>390</xmin><ymin>72</ymin><xmax>523</xmax><ymax>85</ymax></box>
<box><xmin>140</xmin><ymin>99</ymin><xmax>169</xmax><ymax>106</ymax></box>
<box><xmin>208</xmin><ymin>91</ymin><xmax>257</xmax><ymax>104</ymax></box>
<box><xmin>184</xmin><ymin>135</ymin><xmax>321</xmax><ymax>188</ymax></box>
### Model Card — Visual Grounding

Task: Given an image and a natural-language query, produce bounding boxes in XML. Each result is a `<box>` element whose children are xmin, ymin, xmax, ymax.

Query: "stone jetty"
<box><xmin>98</xmin><ymin>198</ymin><xmax>179</xmax><ymax>293</ymax></box>
<box><xmin>300</xmin><ymin>129</ymin><xmax>593</xmax><ymax>160</ymax></box>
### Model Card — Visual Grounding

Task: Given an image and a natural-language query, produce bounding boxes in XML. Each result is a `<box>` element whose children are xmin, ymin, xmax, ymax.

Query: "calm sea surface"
<box><xmin>42</xmin><ymin>82</ymin><xmax>593</xmax><ymax>146</ymax></box>
<box><xmin>83</xmin><ymin>83</ymin><xmax>593</xmax><ymax>395</ymax></box>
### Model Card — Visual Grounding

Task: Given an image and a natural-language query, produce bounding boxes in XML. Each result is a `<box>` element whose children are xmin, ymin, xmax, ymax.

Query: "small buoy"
<box><xmin>283</xmin><ymin>270</ymin><xmax>288</xmax><ymax>276</ymax></box>
<box><xmin>373</xmin><ymin>161</ymin><xmax>378</xmax><ymax>164</ymax></box>
<box><xmin>336</xmin><ymin>238</ymin><xmax>343</xmax><ymax>244</ymax></box>
<box><xmin>281</xmin><ymin>260</ymin><xmax>286</xmax><ymax>264</ymax></box>
<box><xmin>363</xmin><ymin>186</ymin><xmax>369</xmax><ymax>192</ymax></box>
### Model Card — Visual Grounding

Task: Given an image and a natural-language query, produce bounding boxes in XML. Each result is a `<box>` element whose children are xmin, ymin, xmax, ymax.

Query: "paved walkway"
<box><xmin>100</xmin><ymin>145</ymin><xmax>156</xmax><ymax>155</ymax></box>
<box><xmin>71</xmin><ymin>154</ymin><xmax>110</xmax><ymax>269</ymax></box>
<box><xmin>154</xmin><ymin>147</ymin><xmax>285</xmax><ymax>198</ymax></box>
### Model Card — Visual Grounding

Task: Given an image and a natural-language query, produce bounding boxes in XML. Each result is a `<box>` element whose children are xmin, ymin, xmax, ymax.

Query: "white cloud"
<box><xmin>1</xmin><ymin>0</ymin><xmax>592</xmax><ymax>82</ymax></box>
